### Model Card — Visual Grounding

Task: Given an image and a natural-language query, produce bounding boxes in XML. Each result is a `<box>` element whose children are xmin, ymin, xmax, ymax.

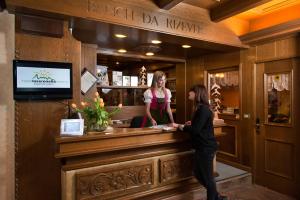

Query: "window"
<box><xmin>208</xmin><ymin>69</ymin><xmax>240</xmax><ymax>115</ymax></box>
<box><xmin>265</xmin><ymin>72</ymin><xmax>291</xmax><ymax>125</ymax></box>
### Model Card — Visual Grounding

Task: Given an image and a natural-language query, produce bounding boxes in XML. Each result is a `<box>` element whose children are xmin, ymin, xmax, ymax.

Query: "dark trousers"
<box><xmin>194</xmin><ymin>150</ymin><xmax>218</xmax><ymax>200</ymax></box>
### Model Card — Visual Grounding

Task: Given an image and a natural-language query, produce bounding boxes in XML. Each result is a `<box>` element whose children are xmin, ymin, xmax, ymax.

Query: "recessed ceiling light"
<box><xmin>146</xmin><ymin>52</ymin><xmax>154</xmax><ymax>56</ymax></box>
<box><xmin>115</xmin><ymin>34</ymin><xmax>127</xmax><ymax>38</ymax></box>
<box><xmin>151</xmin><ymin>40</ymin><xmax>162</xmax><ymax>44</ymax></box>
<box><xmin>118</xmin><ymin>49</ymin><xmax>127</xmax><ymax>53</ymax></box>
<box><xmin>182</xmin><ymin>44</ymin><xmax>191</xmax><ymax>48</ymax></box>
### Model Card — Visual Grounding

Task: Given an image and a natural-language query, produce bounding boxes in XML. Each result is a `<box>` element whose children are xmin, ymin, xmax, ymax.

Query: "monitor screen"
<box><xmin>13</xmin><ymin>60</ymin><xmax>73</xmax><ymax>100</ymax></box>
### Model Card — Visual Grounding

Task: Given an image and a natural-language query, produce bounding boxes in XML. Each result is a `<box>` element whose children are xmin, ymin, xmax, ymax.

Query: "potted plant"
<box><xmin>71</xmin><ymin>92</ymin><xmax>122</xmax><ymax>132</ymax></box>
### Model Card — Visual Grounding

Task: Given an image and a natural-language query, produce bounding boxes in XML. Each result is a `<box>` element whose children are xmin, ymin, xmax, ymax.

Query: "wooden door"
<box><xmin>255</xmin><ymin>58</ymin><xmax>300</xmax><ymax>198</ymax></box>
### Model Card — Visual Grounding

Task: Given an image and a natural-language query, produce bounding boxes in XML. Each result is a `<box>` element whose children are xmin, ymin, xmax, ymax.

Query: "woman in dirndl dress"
<box><xmin>141</xmin><ymin>71</ymin><xmax>174</xmax><ymax>127</ymax></box>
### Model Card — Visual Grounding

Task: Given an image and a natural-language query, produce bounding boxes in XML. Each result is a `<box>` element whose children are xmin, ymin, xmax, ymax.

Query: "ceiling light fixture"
<box><xmin>151</xmin><ymin>40</ymin><xmax>162</xmax><ymax>44</ymax></box>
<box><xmin>146</xmin><ymin>52</ymin><xmax>154</xmax><ymax>56</ymax></box>
<box><xmin>118</xmin><ymin>49</ymin><xmax>127</xmax><ymax>53</ymax></box>
<box><xmin>115</xmin><ymin>34</ymin><xmax>127</xmax><ymax>38</ymax></box>
<box><xmin>182</xmin><ymin>44</ymin><xmax>191</xmax><ymax>48</ymax></box>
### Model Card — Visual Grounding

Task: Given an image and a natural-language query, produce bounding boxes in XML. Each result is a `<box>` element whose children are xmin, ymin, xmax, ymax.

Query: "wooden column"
<box><xmin>0</xmin><ymin>11</ymin><xmax>15</xmax><ymax>200</ymax></box>
<box><xmin>81</xmin><ymin>43</ymin><xmax>97</xmax><ymax>100</ymax></box>
<box><xmin>15</xmin><ymin>21</ymin><xmax>81</xmax><ymax>200</ymax></box>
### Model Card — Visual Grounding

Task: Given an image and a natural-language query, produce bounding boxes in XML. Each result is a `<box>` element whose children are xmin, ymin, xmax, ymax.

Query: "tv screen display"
<box><xmin>13</xmin><ymin>60</ymin><xmax>73</xmax><ymax>100</ymax></box>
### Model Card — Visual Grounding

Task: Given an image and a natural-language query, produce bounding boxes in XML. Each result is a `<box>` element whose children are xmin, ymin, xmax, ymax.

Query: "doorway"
<box><xmin>254</xmin><ymin>58</ymin><xmax>299</xmax><ymax>197</ymax></box>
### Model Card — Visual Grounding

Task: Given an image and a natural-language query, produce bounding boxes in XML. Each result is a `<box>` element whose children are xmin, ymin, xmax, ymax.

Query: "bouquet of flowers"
<box><xmin>71</xmin><ymin>92</ymin><xmax>122</xmax><ymax>131</ymax></box>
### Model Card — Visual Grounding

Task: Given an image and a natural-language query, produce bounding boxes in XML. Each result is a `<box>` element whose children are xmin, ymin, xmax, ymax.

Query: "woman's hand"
<box><xmin>178</xmin><ymin>124</ymin><xmax>184</xmax><ymax>131</ymax></box>
<box><xmin>185</xmin><ymin>121</ymin><xmax>191</xmax><ymax>125</ymax></box>
<box><xmin>172</xmin><ymin>123</ymin><xmax>179</xmax><ymax>128</ymax></box>
<box><xmin>173</xmin><ymin>123</ymin><xmax>184</xmax><ymax>131</ymax></box>
<box><xmin>151</xmin><ymin>119</ymin><xmax>157</xmax><ymax>126</ymax></box>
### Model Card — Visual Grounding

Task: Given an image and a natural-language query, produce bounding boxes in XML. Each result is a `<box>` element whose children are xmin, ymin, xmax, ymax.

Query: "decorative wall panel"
<box><xmin>76</xmin><ymin>162</ymin><xmax>153</xmax><ymax>200</ymax></box>
<box><xmin>265</xmin><ymin>139</ymin><xmax>294</xmax><ymax>180</ymax></box>
<box><xmin>159</xmin><ymin>153</ymin><xmax>193</xmax><ymax>184</ymax></box>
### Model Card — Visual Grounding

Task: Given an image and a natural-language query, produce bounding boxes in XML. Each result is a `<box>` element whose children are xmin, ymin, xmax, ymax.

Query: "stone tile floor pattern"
<box><xmin>164</xmin><ymin>162</ymin><xmax>296</xmax><ymax>200</ymax></box>
<box><xmin>212</xmin><ymin>184</ymin><xmax>295</xmax><ymax>200</ymax></box>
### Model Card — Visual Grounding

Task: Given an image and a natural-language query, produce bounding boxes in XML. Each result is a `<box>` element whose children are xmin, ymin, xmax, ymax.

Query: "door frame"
<box><xmin>253</xmin><ymin>58</ymin><xmax>299</xmax><ymax>198</ymax></box>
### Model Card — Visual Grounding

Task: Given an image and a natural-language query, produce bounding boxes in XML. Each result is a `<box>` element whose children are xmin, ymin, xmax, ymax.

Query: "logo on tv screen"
<box><xmin>32</xmin><ymin>70</ymin><xmax>56</xmax><ymax>86</ymax></box>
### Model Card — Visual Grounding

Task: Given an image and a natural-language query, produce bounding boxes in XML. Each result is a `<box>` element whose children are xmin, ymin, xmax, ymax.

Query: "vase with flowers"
<box><xmin>71</xmin><ymin>92</ymin><xmax>122</xmax><ymax>132</ymax></box>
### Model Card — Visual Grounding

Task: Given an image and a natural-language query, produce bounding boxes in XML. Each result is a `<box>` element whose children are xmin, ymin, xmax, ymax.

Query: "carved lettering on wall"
<box><xmin>87</xmin><ymin>0</ymin><xmax>205</xmax><ymax>35</ymax></box>
<box><xmin>76</xmin><ymin>163</ymin><xmax>153</xmax><ymax>200</ymax></box>
<box><xmin>7</xmin><ymin>0</ymin><xmax>243</xmax><ymax>46</ymax></box>
<box><xmin>159</xmin><ymin>153</ymin><xmax>194</xmax><ymax>184</ymax></box>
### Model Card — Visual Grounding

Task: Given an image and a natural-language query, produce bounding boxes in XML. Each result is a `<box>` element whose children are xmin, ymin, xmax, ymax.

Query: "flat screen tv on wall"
<box><xmin>13</xmin><ymin>60</ymin><xmax>73</xmax><ymax>100</ymax></box>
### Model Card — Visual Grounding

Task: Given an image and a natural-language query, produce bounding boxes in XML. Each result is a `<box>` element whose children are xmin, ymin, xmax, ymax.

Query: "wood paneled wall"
<box><xmin>175</xmin><ymin>62</ymin><xmax>186</xmax><ymax>123</ymax></box>
<box><xmin>185</xmin><ymin>58</ymin><xmax>204</xmax><ymax>120</ymax></box>
<box><xmin>185</xmin><ymin>51</ymin><xmax>255</xmax><ymax>168</ymax></box>
<box><xmin>0</xmin><ymin>11</ymin><xmax>15</xmax><ymax>200</ymax></box>
<box><xmin>80</xmin><ymin>43</ymin><xmax>97</xmax><ymax>100</ymax></box>
<box><xmin>240</xmin><ymin>36</ymin><xmax>300</xmax><ymax>168</ymax></box>
<box><xmin>15</xmin><ymin>22</ymin><xmax>81</xmax><ymax>200</ymax></box>
<box><xmin>184</xmin><ymin>35</ymin><xmax>300</xmax><ymax>197</ymax></box>
<box><xmin>239</xmin><ymin>47</ymin><xmax>256</xmax><ymax>167</ymax></box>
<box><xmin>294</xmin><ymin>58</ymin><xmax>300</xmax><ymax>199</ymax></box>
<box><xmin>242</xmin><ymin>35</ymin><xmax>300</xmax><ymax>198</ymax></box>
<box><xmin>204</xmin><ymin>51</ymin><xmax>250</xmax><ymax>167</ymax></box>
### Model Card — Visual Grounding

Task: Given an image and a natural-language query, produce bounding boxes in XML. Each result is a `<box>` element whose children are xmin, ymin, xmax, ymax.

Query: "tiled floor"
<box><xmin>215</xmin><ymin>162</ymin><xmax>248</xmax><ymax>181</ymax></box>
<box><xmin>218</xmin><ymin>184</ymin><xmax>296</xmax><ymax>200</ymax></box>
<box><xmin>164</xmin><ymin>162</ymin><xmax>296</xmax><ymax>200</ymax></box>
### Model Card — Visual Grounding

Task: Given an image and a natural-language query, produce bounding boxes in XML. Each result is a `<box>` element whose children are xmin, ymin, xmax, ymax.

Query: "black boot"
<box><xmin>218</xmin><ymin>194</ymin><xmax>228</xmax><ymax>200</ymax></box>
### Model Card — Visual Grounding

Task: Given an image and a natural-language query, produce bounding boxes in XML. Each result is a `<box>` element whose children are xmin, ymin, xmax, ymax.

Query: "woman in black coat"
<box><xmin>174</xmin><ymin>84</ymin><xmax>227</xmax><ymax>200</ymax></box>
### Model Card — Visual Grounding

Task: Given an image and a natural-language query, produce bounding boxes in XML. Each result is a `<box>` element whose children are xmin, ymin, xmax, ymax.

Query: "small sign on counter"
<box><xmin>60</xmin><ymin>119</ymin><xmax>84</xmax><ymax>136</ymax></box>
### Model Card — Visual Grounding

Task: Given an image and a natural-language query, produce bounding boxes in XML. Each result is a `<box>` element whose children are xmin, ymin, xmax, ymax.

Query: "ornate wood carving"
<box><xmin>159</xmin><ymin>153</ymin><xmax>193</xmax><ymax>184</ymax></box>
<box><xmin>76</xmin><ymin>163</ymin><xmax>153</xmax><ymax>200</ymax></box>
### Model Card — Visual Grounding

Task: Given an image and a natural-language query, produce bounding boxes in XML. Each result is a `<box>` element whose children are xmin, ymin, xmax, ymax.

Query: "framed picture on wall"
<box><xmin>81</xmin><ymin>68</ymin><xmax>98</xmax><ymax>94</ymax></box>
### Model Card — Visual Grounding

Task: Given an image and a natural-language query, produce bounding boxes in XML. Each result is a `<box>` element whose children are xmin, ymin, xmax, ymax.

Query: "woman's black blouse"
<box><xmin>183</xmin><ymin>105</ymin><xmax>217</xmax><ymax>152</ymax></box>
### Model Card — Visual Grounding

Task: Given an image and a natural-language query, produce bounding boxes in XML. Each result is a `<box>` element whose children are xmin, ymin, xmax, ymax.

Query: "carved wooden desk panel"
<box><xmin>55</xmin><ymin>127</ymin><xmax>224</xmax><ymax>200</ymax></box>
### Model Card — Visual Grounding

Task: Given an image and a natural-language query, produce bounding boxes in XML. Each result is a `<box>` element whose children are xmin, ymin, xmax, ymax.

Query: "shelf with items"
<box><xmin>97</xmin><ymin>85</ymin><xmax>149</xmax><ymax>89</ymax></box>
<box><xmin>167</xmin><ymin>77</ymin><xmax>176</xmax><ymax>81</ymax></box>
<box><xmin>166</xmin><ymin>76</ymin><xmax>176</xmax><ymax>109</ymax></box>
<box><xmin>97</xmin><ymin>86</ymin><xmax>148</xmax><ymax>107</ymax></box>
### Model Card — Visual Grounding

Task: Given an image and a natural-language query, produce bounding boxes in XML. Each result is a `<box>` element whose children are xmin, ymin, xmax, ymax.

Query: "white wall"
<box><xmin>0</xmin><ymin>10</ymin><xmax>15</xmax><ymax>200</ymax></box>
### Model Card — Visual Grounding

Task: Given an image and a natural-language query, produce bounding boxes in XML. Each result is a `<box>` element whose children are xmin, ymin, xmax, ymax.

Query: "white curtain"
<box><xmin>267</xmin><ymin>74</ymin><xmax>290</xmax><ymax>92</ymax></box>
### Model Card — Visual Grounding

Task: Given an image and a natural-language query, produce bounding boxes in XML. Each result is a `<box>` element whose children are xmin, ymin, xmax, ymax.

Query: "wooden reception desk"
<box><xmin>55</xmin><ymin>126</ymin><xmax>225</xmax><ymax>200</ymax></box>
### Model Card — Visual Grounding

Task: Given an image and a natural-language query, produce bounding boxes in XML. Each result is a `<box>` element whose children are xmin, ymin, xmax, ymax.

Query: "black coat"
<box><xmin>183</xmin><ymin>105</ymin><xmax>217</xmax><ymax>152</ymax></box>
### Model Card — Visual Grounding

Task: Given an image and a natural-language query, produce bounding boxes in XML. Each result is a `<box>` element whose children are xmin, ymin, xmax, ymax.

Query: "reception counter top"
<box><xmin>55</xmin><ymin>127</ymin><xmax>188</xmax><ymax>159</ymax></box>
<box><xmin>55</xmin><ymin>126</ymin><xmax>226</xmax><ymax>200</ymax></box>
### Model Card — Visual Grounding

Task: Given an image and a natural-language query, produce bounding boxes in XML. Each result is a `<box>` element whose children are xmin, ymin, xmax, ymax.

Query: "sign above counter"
<box><xmin>7</xmin><ymin>0</ymin><xmax>245</xmax><ymax>48</ymax></box>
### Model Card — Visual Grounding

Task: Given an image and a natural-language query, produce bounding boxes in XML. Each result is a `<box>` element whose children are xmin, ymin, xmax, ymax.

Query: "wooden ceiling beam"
<box><xmin>210</xmin><ymin>0</ymin><xmax>272</xmax><ymax>22</ymax></box>
<box><xmin>153</xmin><ymin>0</ymin><xmax>184</xmax><ymax>10</ymax></box>
<box><xmin>0</xmin><ymin>0</ymin><xmax>7</xmax><ymax>11</ymax></box>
